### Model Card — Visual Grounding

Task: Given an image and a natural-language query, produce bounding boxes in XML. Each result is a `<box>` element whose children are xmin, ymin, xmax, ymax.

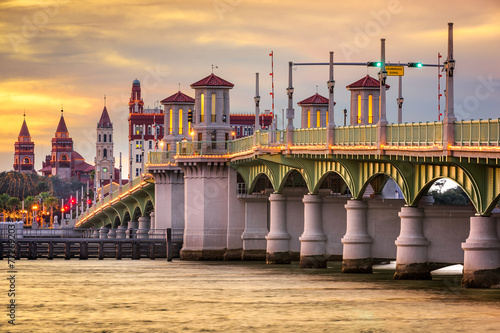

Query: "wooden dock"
<box><xmin>0</xmin><ymin>236</ymin><xmax>182</xmax><ymax>260</ymax></box>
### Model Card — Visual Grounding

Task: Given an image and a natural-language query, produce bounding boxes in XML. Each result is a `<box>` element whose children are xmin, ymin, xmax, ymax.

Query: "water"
<box><xmin>2</xmin><ymin>260</ymin><xmax>500</xmax><ymax>332</ymax></box>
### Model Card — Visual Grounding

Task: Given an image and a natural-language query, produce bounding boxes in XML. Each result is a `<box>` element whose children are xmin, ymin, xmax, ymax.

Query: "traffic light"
<box><xmin>408</xmin><ymin>62</ymin><xmax>423</xmax><ymax>68</ymax></box>
<box><xmin>70</xmin><ymin>198</ymin><xmax>76</xmax><ymax>205</ymax></box>
<box><xmin>187</xmin><ymin>111</ymin><xmax>193</xmax><ymax>122</ymax></box>
<box><xmin>367</xmin><ymin>62</ymin><xmax>382</xmax><ymax>67</ymax></box>
<box><xmin>87</xmin><ymin>199</ymin><xmax>92</xmax><ymax>205</ymax></box>
<box><xmin>64</xmin><ymin>205</ymin><xmax>69</xmax><ymax>211</ymax></box>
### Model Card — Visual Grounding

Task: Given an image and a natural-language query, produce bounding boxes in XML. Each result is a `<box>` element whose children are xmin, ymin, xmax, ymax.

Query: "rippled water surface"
<box><xmin>2</xmin><ymin>260</ymin><xmax>500</xmax><ymax>332</ymax></box>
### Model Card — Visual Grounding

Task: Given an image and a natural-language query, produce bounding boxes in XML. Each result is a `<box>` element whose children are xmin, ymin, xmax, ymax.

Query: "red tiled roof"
<box><xmin>98</xmin><ymin>106</ymin><xmax>112</xmax><ymax>128</ymax></box>
<box><xmin>56</xmin><ymin>114</ymin><xmax>69</xmax><ymax>133</ymax></box>
<box><xmin>161</xmin><ymin>91</ymin><xmax>195</xmax><ymax>104</ymax></box>
<box><xmin>74</xmin><ymin>161</ymin><xmax>93</xmax><ymax>172</ymax></box>
<box><xmin>298</xmin><ymin>93</ymin><xmax>329</xmax><ymax>105</ymax></box>
<box><xmin>73</xmin><ymin>151</ymin><xmax>84</xmax><ymax>161</ymax></box>
<box><xmin>18</xmin><ymin>119</ymin><xmax>31</xmax><ymax>138</ymax></box>
<box><xmin>346</xmin><ymin>75</ymin><xmax>390</xmax><ymax>89</ymax></box>
<box><xmin>191</xmin><ymin>73</ymin><xmax>234</xmax><ymax>88</ymax></box>
<box><xmin>39</xmin><ymin>165</ymin><xmax>52</xmax><ymax>172</ymax></box>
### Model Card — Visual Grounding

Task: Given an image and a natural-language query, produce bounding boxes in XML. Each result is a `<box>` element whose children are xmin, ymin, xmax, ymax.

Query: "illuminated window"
<box><xmin>326</xmin><ymin>111</ymin><xmax>329</xmax><ymax>125</ymax></box>
<box><xmin>200</xmin><ymin>93</ymin><xmax>205</xmax><ymax>122</ymax></box>
<box><xmin>307</xmin><ymin>110</ymin><xmax>311</xmax><ymax>128</ymax></box>
<box><xmin>169</xmin><ymin>109</ymin><xmax>173</xmax><ymax>134</ymax></box>
<box><xmin>23</xmin><ymin>157</ymin><xmax>30</xmax><ymax>164</ymax></box>
<box><xmin>317</xmin><ymin>111</ymin><xmax>321</xmax><ymax>127</ymax></box>
<box><xmin>357</xmin><ymin>95</ymin><xmax>362</xmax><ymax>123</ymax></box>
<box><xmin>368</xmin><ymin>95</ymin><xmax>373</xmax><ymax>124</ymax></box>
<box><xmin>211</xmin><ymin>93</ymin><xmax>216</xmax><ymax>122</ymax></box>
<box><xmin>188</xmin><ymin>120</ymin><xmax>191</xmax><ymax>134</ymax></box>
<box><xmin>179</xmin><ymin>109</ymin><xmax>183</xmax><ymax>134</ymax></box>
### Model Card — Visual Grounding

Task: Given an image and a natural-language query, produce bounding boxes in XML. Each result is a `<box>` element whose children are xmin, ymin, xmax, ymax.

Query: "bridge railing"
<box><xmin>386</xmin><ymin>122</ymin><xmax>443</xmax><ymax>146</ymax></box>
<box><xmin>148</xmin><ymin>151</ymin><xmax>176</xmax><ymax>164</ymax></box>
<box><xmin>334</xmin><ymin>125</ymin><xmax>377</xmax><ymax>146</ymax></box>
<box><xmin>292</xmin><ymin>128</ymin><xmax>326</xmax><ymax>146</ymax></box>
<box><xmin>454</xmin><ymin>119</ymin><xmax>500</xmax><ymax>146</ymax></box>
<box><xmin>230</xmin><ymin>135</ymin><xmax>254</xmax><ymax>153</ymax></box>
<box><xmin>177</xmin><ymin>141</ymin><xmax>232</xmax><ymax>156</ymax></box>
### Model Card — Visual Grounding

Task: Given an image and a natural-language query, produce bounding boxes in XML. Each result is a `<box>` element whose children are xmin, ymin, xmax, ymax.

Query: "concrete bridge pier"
<box><xmin>341</xmin><ymin>199</ymin><xmax>373</xmax><ymax>273</ymax></box>
<box><xmin>394</xmin><ymin>206</ymin><xmax>431</xmax><ymax>280</ymax></box>
<box><xmin>266</xmin><ymin>193</ymin><xmax>291</xmax><ymax>264</ymax></box>
<box><xmin>138</xmin><ymin>216</ymin><xmax>151</xmax><ymax>239</ymax></box>
<box><xmin>116</xmin><ymin>225</ymin><xmax>127</xmax><ymax>239</ymax></box>
<box><xmin>300</xmin><ymin>194</ymin><xmax>327</xmax><ymax>268</ymax></box>
<box><xmin>99</xmin><ymin>226</ymin><xmax>109</xmax><ymax>239</ymax></box>
<box><xmin>107</xmin><ymin>227</ymin><xmax>117</xmax><ymax>239</ymax></box>
<box><xmin>240</xmin><ymin>195</ymin><xmax>269</xmax><ymax>261</ymax></box>
<box><xmin>462</xmin><ymin>216</ymin><xmax>500</xmax><ymax>288</ymax></box>
<box><xmin>127</xmin><ymin>221</ymin><xmax>139</xmax><ymax>239</ymax></box>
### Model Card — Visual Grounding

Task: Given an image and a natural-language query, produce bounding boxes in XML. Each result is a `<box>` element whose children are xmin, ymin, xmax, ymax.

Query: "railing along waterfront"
<box><xmin>454</xmin><ymin>119</ymin><xmax>500</xmax><ymax>146</ymax></box>
<box><xmin>386</xmin><ymin>122</ymin><xmax>443</xmax><ymax>146</ymax></box>
<box><xmin>334</xmin><ymin>125</ymin><xmax>377</xmax><ymax>146</ymax></box>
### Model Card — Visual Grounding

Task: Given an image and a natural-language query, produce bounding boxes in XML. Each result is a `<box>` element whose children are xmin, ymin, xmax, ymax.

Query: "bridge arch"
<box><xmin>277</xmin><ymin>169</ymin><xmax>308</xmax><ymax>194</ymax></box>
<box><xmin>409</xmin><ymin>164</ymin><xmax>482</xmax><ymax>213</ymax></box>
<box><xmin>132</xmin><ymin>206</ymin><xmax>142</xmax><ymax>222</ymax></box>
<box><xmin>248</xmin><ymin>173</ymin><xmax>274</xmax><ymax>194</ymax></box>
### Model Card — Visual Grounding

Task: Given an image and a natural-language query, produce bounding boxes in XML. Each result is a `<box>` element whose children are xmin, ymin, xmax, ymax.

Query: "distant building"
<box><xmin>95</xmin><ymin>106</ymin><xmax>120</xmax><ymax>186</ymax></box>
<box><xmin>39</xmin><ymin>111</ymin><xmax>93</xmax><ymax>182</ymax></box>
<box><xmin>128</xmin><ymin>79</ymin><xmax>165</xmax><ymax>178</ymax></box>
<box><xmin>13</xmin><ymin>115</ymin><xmax>35</xmax><ymax>173</ymax></box>
<box><xmin>230</xmin><ymin>113</ymin><xmax>274</xmax><ymax>139</ymax></box>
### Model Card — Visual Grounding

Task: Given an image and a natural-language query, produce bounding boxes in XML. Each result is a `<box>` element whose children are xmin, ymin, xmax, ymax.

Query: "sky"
<box><xmin>0</xmin><ymin>0</ymin><xmax>499</xmax><ymax>176</ymax></box>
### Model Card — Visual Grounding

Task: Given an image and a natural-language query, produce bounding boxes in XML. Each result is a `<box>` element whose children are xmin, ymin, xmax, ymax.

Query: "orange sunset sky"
<box><xmin>1</xmin><ymin>0</ymin><xmax>499</xmax><ymax>176</ymax></box>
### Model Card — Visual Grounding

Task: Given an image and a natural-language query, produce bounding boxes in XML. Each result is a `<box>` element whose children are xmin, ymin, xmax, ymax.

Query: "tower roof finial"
<box><xmin>104</xmin><ymin>94</ymin><xmax>106</xmax><ymax>107</ymax></box>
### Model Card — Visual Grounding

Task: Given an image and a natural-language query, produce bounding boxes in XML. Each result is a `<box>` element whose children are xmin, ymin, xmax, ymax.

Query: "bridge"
<box><xmin>76</xmin><ymin>23</ymin><xmax>500</xmax><ymax>288</ymax></box>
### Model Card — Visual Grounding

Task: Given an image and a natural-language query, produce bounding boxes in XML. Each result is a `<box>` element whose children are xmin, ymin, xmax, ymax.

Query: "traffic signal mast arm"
<box><xmin>292</xmin><ymin>62</ymin><xmax>443</xmax><ymax>68</ymax></box>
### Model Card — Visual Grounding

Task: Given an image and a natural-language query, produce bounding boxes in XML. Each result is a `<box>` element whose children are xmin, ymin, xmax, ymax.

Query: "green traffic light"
<box><xmin>367</xmin><ymin>62</ymin><xmax>382</xmax><ymax>67</ymax></box>
<box><xmin>408</xmin><ymin>62</ymin><xmax>423</xmax><ymax>68</ymax></box>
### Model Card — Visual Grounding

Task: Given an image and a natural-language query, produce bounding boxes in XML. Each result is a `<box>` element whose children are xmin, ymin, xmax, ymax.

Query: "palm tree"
<box><xmin>43</xmin><ymin>196</ymin><xmax>58</xmax><ymax>227</ymax></box>
<box><xmin>7</xmin><ymin>197</ymin><xmax>21</xmax><ymax>221</ymax></box>
<box><xmin>24</xmin><ymin>196</ymin><xmax>36</xmax><ymax>226</ymax></box>
<box><xmin>0</xmin><ymin>193</ymin><xmax>11</xmax><ymax>222</ymax></box>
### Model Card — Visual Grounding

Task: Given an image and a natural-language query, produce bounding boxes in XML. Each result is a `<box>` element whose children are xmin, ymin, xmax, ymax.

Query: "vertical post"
<box><xmin>80</xmin><ymin>241</ymin><xmax>89</xmax><ymax>260</ymax></box>
<box><xmin>286</xmin><ymin>62</ymin><xmax>294</xmax><ymax>147</ymax></box>
<box><xmin>119</xmin><ymin>152</ymin><xmax>123</xmax><ymax>195</ymax></box>
<box><xmin>116</xmin><ymin>241</ymin><xmax>122</xmax><ymax>260</ymax></box>
<box><xmin>47</xmin><ymin>241</ymin><xmax>53</xmax><ymax>260</ymax></box>
<box><xmin>65</xmin><ymin>241</ymin><xmax>71</xmax><ymax>260</ymax></box>
<box><xmin>75</xmin><ymin>191</ymin><xmax>79</xmax><ymax>220</ymax></box>
<box><xmin>166</xmin><ymin>228</ymin><xmax>172</xmax><ymax>262</ymax></box>
<box><xmin>98</xmin><ymin>241</ymin><xmax>104</xmax><ymax>260</ymax></box>
<box><xmin>326</xmin><ymin>52</ymin><xmax>336</xmax><ymax>148</ymax></box>
<box><xmin>377</xmin><ymin>38</ymin><xmax>388</xmax><ymax>146</ymax></box>
<box><xmin>86</xmin><ymin>181</ymin><xmax>89</xmax><ymax>211</ymax></box>
<box><xmin>398</xmin><ymin>61</ymin><xmax>403</xmax><ymax>124</ymax></box>
<box><xmin>149</xmin><ymin>242</ymin><xmax>156</xmax><ymax>260</ymax></box>
<box><xmin>443</xmin><ymin>22</ymin><xmax>456</xmax><ymax>148</ymax></box>
<box><xmin>254</xmin><ymin>73</ymin><xmax>260</xmax><ymax>146</ymax></box>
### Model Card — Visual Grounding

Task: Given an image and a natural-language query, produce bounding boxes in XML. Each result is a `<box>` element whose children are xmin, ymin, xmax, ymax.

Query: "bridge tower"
<box><xmin>190</xmin><ymin>73</ymin><xmax>234</xmax><ymax>144</ymax></box>
<box><xmin>346</xmin><ymin>75</ymin><xmax>389</xmax><ymax>125</ymax></box>
<box><xmin>13</xmin><ymin>114</ymin><xmax>35</xmax><ymax>173</ymax></box>
<box><xmin>297</xmin><ymin>93</ymin><xmax>329</xmax><ymax>128</ymax></box>
<box><xmin>161</xmin><ymin>90</ymin><xmax>195</xmax><ymax>151</ymax></box>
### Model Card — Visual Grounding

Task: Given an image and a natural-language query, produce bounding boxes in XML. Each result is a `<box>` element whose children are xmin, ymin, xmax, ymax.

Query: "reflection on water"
<box><xmin>2</xmin><ymin>260</ymin><xmax>500</xmax><ymax>332</ymax></box>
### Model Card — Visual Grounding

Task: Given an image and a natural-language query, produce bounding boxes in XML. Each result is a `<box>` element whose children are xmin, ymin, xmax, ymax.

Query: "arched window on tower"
<box><xmin>103</xmin><ymin>149</ymin><xmax>107</xmax><ymax>158</ymax></box>
<box><xmin>179</xmin><ymin>109</ymin><xmax>183</xmax><ymax>135</ymax></box>
<box><xmin>317</xmin><ymin>110</ymin><xmax>321</xmax><ymax>127</ymax></box>
<box><xmin>104</xmin><ymin>134</ymin><xmax>107</xmax><ymax>143</ymax></box>
<box><xmin>23</xmin><ymin>157</ymin><xmax>30</xmax><ymax>164</ymax></box>
<box><xmin>200</xmin><ymin>93</ymin><xmax>205</xmax><ymax>122</ymax></box>
<box><xmin>368</xmin><ymin>95</ymin><xmax>373</xmax><ymax>124</ymax></box>
<box><xmin>109</xmin><ymin>134</ymin><xmax>112</xmax><ymax>142</ymax></box>
<box><xmin>99</xmin><ymin>134</ymin><xmax>101</xmax><ymax>142</ymax></box>
<box><xmin>357</xmin><ymin>94</ymin><xmax>362</xmax><ymax>124</ymax></box>
<box><xmin>307</xmin><ymin>110</ymin><xmax>311</xmax><ymax>128</ymax></box>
